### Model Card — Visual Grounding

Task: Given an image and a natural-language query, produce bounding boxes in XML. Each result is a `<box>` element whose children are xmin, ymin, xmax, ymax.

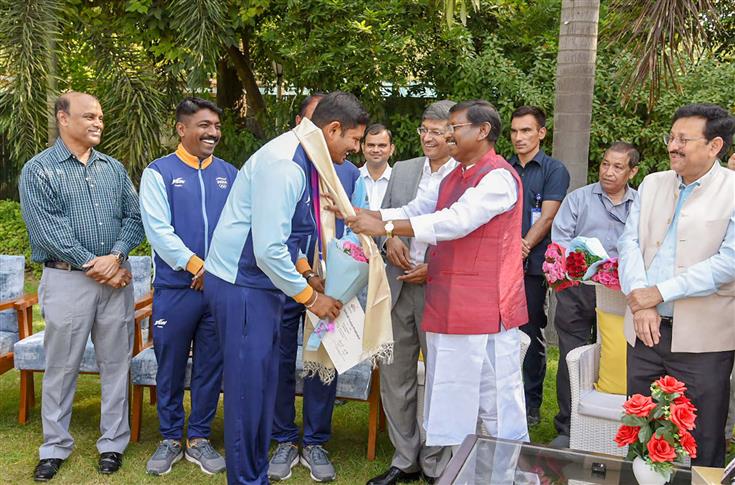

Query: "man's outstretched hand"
<box><xmin>345</xmin><ymin>212</ymin><xmax>385</xmax><ymax>237</ymax></box>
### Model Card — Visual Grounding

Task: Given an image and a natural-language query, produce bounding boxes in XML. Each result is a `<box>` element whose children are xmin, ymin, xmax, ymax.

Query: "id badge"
<box><xmin>531</xmin><ymin>207</ymin><xmax>542</xmax><ymax>226</ymax></box>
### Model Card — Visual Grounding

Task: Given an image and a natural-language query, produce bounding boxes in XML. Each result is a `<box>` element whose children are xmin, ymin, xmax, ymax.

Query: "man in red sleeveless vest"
<box><xmin>346</xmin><ymin>100</ymin><xmax>530</xmax><ymax>467</ymax></box>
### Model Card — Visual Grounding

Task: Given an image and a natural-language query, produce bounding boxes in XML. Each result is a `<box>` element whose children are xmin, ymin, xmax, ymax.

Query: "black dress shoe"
<box><xmin>527</xmin><ymin>407</ymin><xmax>541</xmax><ymax>427</ymax></box>
<box><xmin>98</xmin><ymin>452</ymin><xmax>123</xmax><ymax>474</ymax></box>
<box><xmin>367</xmin><ymin>466</ymin><xmax>421</xmax><ymax>485</ymax></box>
<box><xmin>34</xmin><ymin>458</ymin><xmax>64</xmax><ymax>482</ymax></box>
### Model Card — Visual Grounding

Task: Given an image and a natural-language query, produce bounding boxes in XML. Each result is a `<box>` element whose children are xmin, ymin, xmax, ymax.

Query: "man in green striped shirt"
<box><xmin>19</xmin><ymin>91</ymin><xmax>144</xmax><ymax>482</ymax></box>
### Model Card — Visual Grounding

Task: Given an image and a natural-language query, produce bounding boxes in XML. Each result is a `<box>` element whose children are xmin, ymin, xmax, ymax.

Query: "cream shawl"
<box><xmin>293</xmin><ymin>118</ymin><xmax>393</xmax><ymax>382</ymax></box>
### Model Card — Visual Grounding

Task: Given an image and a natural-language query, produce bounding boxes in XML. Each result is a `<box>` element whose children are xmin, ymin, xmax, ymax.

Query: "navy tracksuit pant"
<box><xmin>152</xmin><ymin>287</ymin><xmax>222</xmax><ymax>441</ymax></box>
<box><xmin>205</xmin><ymin>272</ymin><xmax>283</xmax><ymax>485</ymax></box>
<box><xmin>272</xmin><ymin>298</ymin><xmax>338</xmax><ymax>446</ymax></box>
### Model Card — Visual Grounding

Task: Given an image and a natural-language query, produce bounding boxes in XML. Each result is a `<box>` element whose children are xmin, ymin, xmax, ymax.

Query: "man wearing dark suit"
<box><xmin>367</xmin><ymin>100</ymin><xmax>457</xmax><ymax>485</ymax></box>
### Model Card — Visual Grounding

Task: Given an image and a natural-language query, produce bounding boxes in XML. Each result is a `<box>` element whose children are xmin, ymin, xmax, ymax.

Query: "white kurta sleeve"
<box><xmin>410</xmin><ymin>168</ymin><xmax>518</xmax><ymax>245</ymax></box>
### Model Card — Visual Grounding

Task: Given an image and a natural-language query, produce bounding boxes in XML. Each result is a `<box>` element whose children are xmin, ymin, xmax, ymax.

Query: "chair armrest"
<box><xmin>0</xmin><ymin>293</ymin><xmax>39</xmax><ymax>339</ymax></box>
<box><xmin>134</xmin><ymin>291</ymin><xmax>153</xmax><ymax>310</ymax></box>
<box><xmin>567</xmin><ymin>343</ymin><xmax>601</xmax><ymax>410</ymax></box>
<box><xmin>133</xmin><ymin>304</ymin><xmax>153</xmax><ymax>355</ymax></box>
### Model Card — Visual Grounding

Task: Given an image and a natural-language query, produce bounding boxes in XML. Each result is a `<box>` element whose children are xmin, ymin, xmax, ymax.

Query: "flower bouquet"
<box><xmin>542</xmin><ymin>236</ymin><xmax>620</xmax><ymax>292</ymax></box>
<box><xmin>306</xmin><ymin>233</ymin><xmax>370</xmax><ymax>351</ymax></box>
<box><xmin>542</xmin><ymin>242</ymin><xmax>579</xmax><ymax>291</ymax></box>
<box><xmin>324</xmin><ymin>233</ymin><xmax>369</xmax><ymax>304</ymax></box>
<box><xmin>614</xmin><ymin>375</ymin><xmax>697</xmax><ymax>484</ymax></box>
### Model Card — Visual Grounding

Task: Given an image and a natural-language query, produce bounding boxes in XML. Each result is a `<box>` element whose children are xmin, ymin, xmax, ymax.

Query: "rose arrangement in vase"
<box><xmin>615</xmin><ymin>375</ymin><xmax>697</xmax><ymax>484</ymax></box>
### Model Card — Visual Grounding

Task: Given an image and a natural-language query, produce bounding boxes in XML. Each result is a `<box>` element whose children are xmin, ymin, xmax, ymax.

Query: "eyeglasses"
<box><xmin>663</xmin><ymin>134</ymin><xmax>707</xmax><ymax>146</ymax></box>
<box><xmin>416</xmin><ymin>127</ymin><xmax>447</xmax><ymax>138</ymax></box>
<box><xmin>447</xmin><ymin>122</ymin><xmax>474</xmax><ymax>134</ymax></box>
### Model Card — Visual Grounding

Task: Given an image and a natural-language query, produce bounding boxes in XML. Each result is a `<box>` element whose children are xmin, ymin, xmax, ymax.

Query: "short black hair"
<box><xmin>511</xmin><ymin>105</ymin><xmax>546</xmax><ymax>129</ymax></box>
<box><xmin>176</xmin><ymin>97</ymin><xmax>223</xmax><ymax>122</ymax></box>
<box><xmin>363</xmin><ymin>123</ymin><xmax>393</xmax><ymax>144</ymax></box>
<box><xmin>606</xmin><ymin>141</ymin><xmax>641</xmax><ymax>169</ymax></box>
<box><xmin>53</xmin><ymin>91</ymin><xmax>99</xmax><ymax>125</ymax></box>
<box><xmin>298</xmin><ymin>92</ymin><xmax>326</xmax><ymax>119</ymax></box>
<box><xmin>310</xmin><ymin>91</ymin><xmax>370</xmax><ymax>131</ymax></box>
<box><xmin>450</xmin><ymin>100</ymin><xmax>502</xmax><ymax>143</ymax></box>
<box><xmin>672</xmin><ymin>103</ymin><xmax>735</xmax><ymax>159</ymax></box>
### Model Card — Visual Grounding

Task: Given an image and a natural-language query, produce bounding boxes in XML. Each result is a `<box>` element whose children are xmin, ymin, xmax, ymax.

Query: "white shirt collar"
<box><xmin>423</xmin><ymin>157</ymin><xmax>458</xmax><ymax>176</ymax></box>
<box><xmin>360</xmin><ymin>164</ymin><xmax>392</xmax><ymax>181</ymax></box>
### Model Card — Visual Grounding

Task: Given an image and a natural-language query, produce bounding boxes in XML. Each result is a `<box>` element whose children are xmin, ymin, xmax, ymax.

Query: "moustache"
<box><xmin>668</xmin><ymin>150</ymin><xmax>684</xmax><ymax>157</ymax></box>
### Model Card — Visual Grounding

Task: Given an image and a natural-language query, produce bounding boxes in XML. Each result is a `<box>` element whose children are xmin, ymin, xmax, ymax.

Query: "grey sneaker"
<box><xmin>300</xmin><ymin>445</ymin><xmax>336</xmax><ymax>482</ymax></box>
<box><xmin>268</xmin><ymin>442</ymin><xmax>299</xmax><ymax>481</ymax></box>
<box><xmin>146</xmin><ymin>439</ymin><xmax>183</xmax><ymax>475</ymax></box>
<box><xmin>185</xmin><ymin>438</ymin><xmax>226</xmax><ymax>475</ymax></box>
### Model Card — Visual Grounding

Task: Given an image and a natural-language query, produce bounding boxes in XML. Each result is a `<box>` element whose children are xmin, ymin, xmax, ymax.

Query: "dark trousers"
<box><xmin>520</xmin><ymin>274</ymin><xmax>547</xmax><ymax>411</ymax></box>
<box><xmin>627</xmin><ymin>323</ymin><xmax>735</xmax><ymax>467</ymax></box>
<box><xmin>552</xmin><ymin>284</ymin><xmax>596</xmax><ymax>436</ymax></box>
<box><xmin>272</xmin><ymin>298</ymin><xmax>338</xmax><ymax>446</ymax></box>
<box><xmin>205</xmin><ymin>273</ymin><xmax>283</xmax><ymax>485</ymax></box>
<box><xmin>152</xmin><ymin>287</ymin><xmax>222</xmax><ymax>440</ymax></box>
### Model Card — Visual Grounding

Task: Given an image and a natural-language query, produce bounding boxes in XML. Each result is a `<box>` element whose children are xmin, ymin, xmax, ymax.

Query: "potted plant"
<box><xmin>614</xmin><ymin>375</ymin><xmax>697</xmax><ymax>484</ymax></box>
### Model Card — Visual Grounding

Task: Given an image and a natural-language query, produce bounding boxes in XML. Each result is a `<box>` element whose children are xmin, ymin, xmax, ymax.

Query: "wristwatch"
<box><xmin>111</xmin><ymin>250</ymin><xmax>126</xmax><ymax>265</ymax></box>
<box><xmin>303</xmin><ymin>270</ymin><xmax>318</xmax><ymax>282</ymax></box>
<box><xmin>384</xmin><ymin>221</ymin><xmax>395</xmax><ymax>238</ymax></box>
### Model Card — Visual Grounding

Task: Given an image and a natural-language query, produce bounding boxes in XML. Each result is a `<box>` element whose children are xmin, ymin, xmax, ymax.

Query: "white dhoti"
<box><xmin>423</xmin><ymin>326</ymin><xmax>529</xmax><ymax>446</ymax></box>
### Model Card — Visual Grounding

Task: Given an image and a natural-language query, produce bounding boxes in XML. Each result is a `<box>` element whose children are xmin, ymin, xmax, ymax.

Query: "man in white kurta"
<box><xmin>346</xmin><ymin>100</ymin><xmax>529</xmax><ymax>472</ymax></box>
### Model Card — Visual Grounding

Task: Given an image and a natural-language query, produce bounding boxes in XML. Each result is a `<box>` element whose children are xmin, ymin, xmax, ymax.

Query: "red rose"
<box><xmin>647</xmin><ymin>435</ymin><xmax>677</xmax><ymax>463</ymax></box>
<box><xmin>679</xmin><ymin>430</ymin><xmax>697</xmax><ymax>459</ymax></box>
<box><xmin>614</xmin><ymin>425</ymin><xmax>640</xmax><ymax>447</ymax></box>
<box><xmin>655</xmin><ymin>376</ymin><xmax>687</xmax><ymax>395</ymax></box>
<box><xmin>673</xmin><ymin>395</ymin><xmax>695</xmax><ymax>411</ymax></box>
<box><xmin>623</xmin><ymin>394</ymin><xmax>657</xmax><ymax>418</ymax></box>
<box><xmin>566</xmin><ymin>251</ymin><xmax>588</xmax><ymax>278</ymax></box>
<box><xmin>670</xmin><ymin>401</ymin><xmax>697</xmax><ymax>431</ymax></box>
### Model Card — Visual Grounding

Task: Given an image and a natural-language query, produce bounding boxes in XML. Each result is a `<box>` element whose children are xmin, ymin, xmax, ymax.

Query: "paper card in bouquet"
<box><xmin>306</xmin><ymin>297</ymin><xmax>368</xmax><ymax>375</ymax></box>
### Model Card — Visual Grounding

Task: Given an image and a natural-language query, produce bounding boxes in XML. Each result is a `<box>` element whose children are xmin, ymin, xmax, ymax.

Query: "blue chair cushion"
<box><xmin>0</xmin><ymin>255</ymin><xmax>25</xmax><ymax>333</ymax></box>
<box><xmin>14</xmin><ymin>331</ymin><xmax>100</xmax><ymax>372</ymax></box>
<box><xmin>295</xmin><ymin>345</ymin><xmax>372</xmax><ymax>401</ymax></box>
<box><xmin>0</xmin><ymin>330</ymin><xmax>18</xmax><ymax>355</ymax></box>
<box><xmin>131</xmin><ymin>346</ymin><xmax>372</xmax><ymax>401</ymax></box>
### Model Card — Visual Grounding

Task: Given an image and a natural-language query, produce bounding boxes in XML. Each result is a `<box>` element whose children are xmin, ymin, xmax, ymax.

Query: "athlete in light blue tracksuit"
<box><xmin>140</xmin><ymin>98</ymin><xmax>237</xmax><ymax>476</ymax></box>
<box><xmin>204</xmin><ymin>91</ymin><xmax>369</xmax><ymax>485</ymax></box>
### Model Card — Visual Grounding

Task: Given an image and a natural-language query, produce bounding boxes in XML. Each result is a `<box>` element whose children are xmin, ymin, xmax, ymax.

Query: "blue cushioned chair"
<box><xmin>12</xmin><ymin>256</ymin><xmax>153</xmax><ymax>423</ymax></box>
<box><xmin>130</xmin><ymin>319</ymin><xmax>384</xmax><ymax>459</ymax></box>
<box><xmin>0</xmin><ymin>255</ymin><xmax>26</xmax><ymax>376</ymax></box>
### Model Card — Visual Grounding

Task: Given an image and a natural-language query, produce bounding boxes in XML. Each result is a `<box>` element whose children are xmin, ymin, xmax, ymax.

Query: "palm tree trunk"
<box><xmin>551</xmin><ymin>0</ymin><xmax>600</xmax><ymax>191</ymax></box>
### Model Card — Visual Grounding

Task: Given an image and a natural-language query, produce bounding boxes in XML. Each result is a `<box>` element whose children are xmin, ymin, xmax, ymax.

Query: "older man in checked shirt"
<box><xmin>19</xmin><ymin>91</ymin><xmax>144</xmax><ymax>482</ymax></box>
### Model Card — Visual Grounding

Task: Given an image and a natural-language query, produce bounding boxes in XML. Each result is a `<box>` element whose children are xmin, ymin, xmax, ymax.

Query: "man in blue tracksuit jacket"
<box><xmin>204</xmin><ymin>91</ymin><xmax>369</xmax><ymax>485</ymax></box>
<box><xmin>270</xmin><ymin>93</ymin><xmax>368</xmax><ymax>482</ymax></box>
<box><xmin>139</xmin><ymin>98</ymin><xmax>237</xmax><ymax>476</ymax></box>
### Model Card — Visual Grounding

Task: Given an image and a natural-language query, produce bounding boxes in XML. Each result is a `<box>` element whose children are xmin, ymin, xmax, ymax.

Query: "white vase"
<box><xmin>632</xmin><ymin>456</ymin><xmax>668</xmax><ymax>485</ymax></box>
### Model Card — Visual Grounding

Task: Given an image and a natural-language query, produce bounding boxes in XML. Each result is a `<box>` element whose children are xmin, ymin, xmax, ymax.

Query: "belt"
<box><xmin>44</xmin><ymin>261</ymin><xmax>83</xmax><ymax>272</ymax></box>
<box><xmin>660</xmin><ymin>316</ymin><xmax>673</xmax><ymax>326</ymax></box>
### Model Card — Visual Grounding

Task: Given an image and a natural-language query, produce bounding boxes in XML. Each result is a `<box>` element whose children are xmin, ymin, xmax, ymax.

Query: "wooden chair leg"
<box><xmin>19</xmin><ymin>370</ymin><xmax>32</xmax><ymax>424</ymax></box>
<box><xmin>29</xmin><ymin>372</ymin><xmax>36</xmax><ymax>408</ymax></box>
<box><xmin>149</xmin><ymin>386</ymin><xmax>157</xmax><ymax>405</ymax></box>
<box><xmin>0</xmin><ymin>354</ymin><xmax>13</xmax><ymax>375</ymax></box>
<box><xmin>366</xmin><ymin>368</ymin><xmax>381</xmax><ymax>461</ymax></box>
<box><xmin>131</xmin><ymin>385</ymin><xmax>143</xmax><ymax>442</ymax></box>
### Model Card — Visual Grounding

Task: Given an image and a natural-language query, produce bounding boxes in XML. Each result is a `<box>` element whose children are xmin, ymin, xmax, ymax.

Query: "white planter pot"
<box><xmin>632</xmin><ymin>456</ymin><xmax>668</xmax><ymax>485</ymax></box>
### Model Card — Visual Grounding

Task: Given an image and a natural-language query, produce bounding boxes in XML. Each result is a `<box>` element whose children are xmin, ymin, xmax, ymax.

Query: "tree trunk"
<box><xmin>226</xmin><ymin>30</ymin><xmax>267</xmax><ymax>138</ymax></box>
<box><xmin>552</xmin><ymin>0</ymin><xmax>600</xmax><ymax>191</ymax></box>
<box><xmin>46</xmin><ymin>36</ymin><xmax>57</xmax><ymax>146</ymax></box>
<box><xmin>216</xmin><ymin>56</ymin><xmax>244</xmax><ymax>112</ymax></box>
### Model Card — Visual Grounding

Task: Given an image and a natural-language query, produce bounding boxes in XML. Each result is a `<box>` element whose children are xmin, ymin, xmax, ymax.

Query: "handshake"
<box><xmin>83</xmin><ymin>254</ymin><xmax>132</xmax><ymax>289</ymax></box>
